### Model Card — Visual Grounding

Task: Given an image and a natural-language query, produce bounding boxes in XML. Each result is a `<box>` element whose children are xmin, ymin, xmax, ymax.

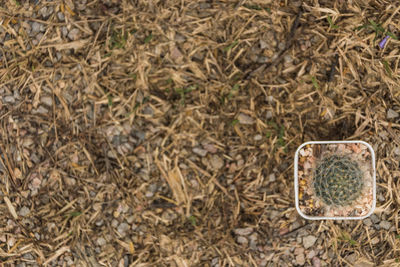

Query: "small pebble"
<box><xmin>363</xmin><ymin>218</ymin><xmax>372</xmax><ymax>227</ymax></box>
<box><xmin>31</xmin><ymin>22</ymin><xmax>41</xmax><ymax>33</ymax></box>
<box><xmin>32</xmin><ymin>106</ymin><xmax>48</xmax><ymax>115</ymax></box>
<box><xmin>269</xmin><ymin>173</ymin><xmax>276</xmax><ymax>182</ymax></box>
<box><xmin>57</xmin><ymin>12</ymin><xmax>65</xmax><ymax>21</ymax></box>
<box><xmin>371</xmin><ymin>236</ymin><xmax>379</xmax><ymax>245</ymax></box>
<box><xmin>260</xmin><ymin>40</ymin><xmax>268</xmax><ymax>49</ymax></box>
<box><xmin>203</xmin><ymin>143</ymin><xmax>217</xmax><ymax>153</ymax></box>
<box><xmin>345</xmin><ymin>253</ymin><xmax>357</xmax><ymax>264</ymax></box>
<box><xmin>68</xmin><ymin>28</ymin><xmax>80</xmax><ymax>41</ymax></box>
<box><xmin>41</xmin><ymin>96</ymin><xmax>53</xmax><ymax>107</ymax></box>
<box><xmin>39</xmin><ymin>7</ymin><xmax>48</xmax><ymax>18</ymax></box>
<box><xmin>238</xmin><ymin>113</ymin><xmax>254</xmax><ymax>125</ymax></box>
<box><xmin>145</xmin><ymin>191</ymin><xmax>154</xmax><ymax>198</ymax></box>
<box><xmin>111</xmin><ymin>219</ymin><xmax>119</xmax><ymax>228</ymax></box>
<box><xmin>117</xmin><ymin>222</ymin><xmax>130</xmax><ymax>236</ymax></box>
<box><xmin>284</xmin><ymin>55</ymin><xmax>293</xmax><ymax>63</ymax></box>
<box><xmin>210</xmin><ymin>155</ymin><xmax>224</xmax><ymax>170</ymax></box>
<box><xmin>295</xmin><ymin>253</ymin><xmax>305</xmax><ymax>266</ymax></box>
<box><xmin>62</xmin><ymin>26</ymin><xmax>68</xmax><ymax>37</ymax></box>
<box><xmin>234</xmin><ymin>227</ymin><xmax>253</xmax><ymax>236</ymax></box>
<box><xmin>370</xmin><ymin>214</ymin><xmax>380</xmax><ymax>224</ymax></box>
<box><xmin>97</xmin><ymin>237</ymin><xmax>106</xmax><ymax>246</ymax></box>
<box><xmin>236</xmin><ymin>236</ymin><xmax>248</xmax><ymax>246</ymax></box>
<box><xmin>379</xmin><ymin>220</ymin><xmax>391</xmax><ymax>230</ymax></box>
<box><xmin>254</xmin><ymin>134</ymin><xmax>262</xmax><ymax>141</ymax></box>
<box><xmin>4</xmin><ymin>96</ymin><xmax>15</xmax><ymax>103</ymax></box>
<box><xmin>294</xmin><ymin>247</ymin><xmax>304</xmax><ymax>255</ymax></box>
<box><xmin>193</xmin><ymin>147</ymin><xmax>207</xmax><ymax>157</ymax></box>
<box><xmin>387</xmin><ymin>109</ymin><xmax>399</xmax><ymax>119</ymax></box>
<box><xmin>133</xmin><ymin>130</ymin><xmax>146</xmax><ymax>141</ymax></box>
<box><xmin>19</xmin><ymin>206</ymin><xmax>30</xmax><ymax>217</ymax></box>
<box><xmin>174</xmin><ymin>33</ymin><xmax>186</xmax><ymax>43</ymax></box>
<box><xmin>307</xmin><ymin>250</ymin><xmax>316</xmax><ymax>259</ymax></box>
<box><xmin>303</xmin><ymin>235</ymin><xmax>317</xmax><ymax>249</ymax></box>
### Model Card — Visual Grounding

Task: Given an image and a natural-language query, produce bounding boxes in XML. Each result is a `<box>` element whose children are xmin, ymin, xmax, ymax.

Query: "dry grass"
<box><xmin>0</xmin><ymin>0</ymin><xmax>400</xmax><ymax>266</ymax></box>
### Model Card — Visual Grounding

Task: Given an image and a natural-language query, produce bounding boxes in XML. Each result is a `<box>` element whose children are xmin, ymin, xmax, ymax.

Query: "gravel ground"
<box><xmin>0</xmin><ymin>0</ymin><xmax>400</xmax><ymax>266</ymax></box>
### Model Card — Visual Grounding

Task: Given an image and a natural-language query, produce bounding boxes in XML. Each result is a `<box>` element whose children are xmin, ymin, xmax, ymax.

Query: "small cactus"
<box><xmin>313</xmin><ymin>154</ymin><xmax>364</xmax><ymax>206</ymax></box>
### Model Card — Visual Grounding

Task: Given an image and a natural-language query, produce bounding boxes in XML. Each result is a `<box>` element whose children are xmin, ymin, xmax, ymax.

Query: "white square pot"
<box><xmin>294</xmin><ymin>140</ymin><xmax>376</xmax><ymax>220</ymax></box>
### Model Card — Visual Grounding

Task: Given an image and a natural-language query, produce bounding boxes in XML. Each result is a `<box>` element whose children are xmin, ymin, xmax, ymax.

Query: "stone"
<box><xmin>294</xmin><ymin>247</ymin><xmax>304</xmax><ymax>255</ymax></box>
<box><xmin>370</xmin><ymin>237</ymin><xmax>379</xmax><ymax>245</ymax></box>
<box><xmin>363</xmin><ymin>218</ymin><xmax>372</xmax><ymax>227</ymax></box>
<box><xmin>345</xmin><ymin>253</ymin><xmax>357</xmax><ymax>264</ymax></box>
<box><xmin>307</xmin><ymin>250</ymin><xmax>316</xmax><ymax>259</ymax></box>
<box><xmin>31</xmin><ymin>22</ymin><xmax>41</xmax><ymax>33</ymax></box>
<box><xmin>4</xmin><ymin>96</ymin><xmax>15</xmax><ymax>103</ymax></box>
<box><xmin>354</xmin><ymin>261</ymin><xmax>374</xmax><ymax>267</ymax></box>
<box><xmin>254</xmin><ymin>134</ymin><xmax>262</xmax><ymax>141</ymax></box>
<box><xmin>19</xmin><ymin>206</ymin><xmax>30</xmax><ymax>217</ymax></box>
<box><xmin>41</xmin><ymin>96</ymin><xmax>53</xmax><ymax>107</ymax></box>
<box><xmin>236</xmin><ymin>236</ymin><xmax>248</xmax><ymax>246</ymax></box>
<box><xmin>295</xmin><ymin>253</ymin><xmax>305</xmax><ymax>266</ymax></box>
<box><xmin>193</xmin><ymin>147</ymin><xmax>207</xmax><ymax>157</ymax></box>
<box><xmin>234</xmin><ymin>227</ymin><xmax>253</xmax><ymax>236</ymax></box>
<box><xmin>284</xmin><ymin>54</ymin><xmax>293</xmax><ymax>63</ymax></box>
<box><xmin>370</xmin><ymin>214</ymin><xmax>380</xmax><ymax>224</ymax></box>
<box><xmin>68</xmin><ymin>28</ymin><xmax>80</xmax><ymax>41</ymax></box>
<box><xmin>313</xmin><ymin>257</ymin><xmax>321</xmax><ymax>267</ymax></box>
<box><xmin>117</xmin><ymin>222</ymin><xmax>130</xmax><ymax>236</ymax></box>
<box><xmin>269</xmin><ymin>173</ymin><xmax>276</xmax><ymax>182</ymax></box>
<box><xmin>32</xmin><ymin>106</ymin><xmax>48</xmax><ymax>115</ymax></box>
<box><xmin>238</xmin><ymin>113</ymin><xmax>254</xmax><ymax>124</ymax></box>
<box><xmin>260</xmin><ymin>40</ymin><xmax>268</xmax><ymax>49</ymax></box>
<box><xmin>210</xmin><ymin>155</ymin><xmax>224</xmax><ymax>170</ymax></box>
<box><xmin>379</xmin><ymin>220</ymin><xmax>391</xmax><ymax>230</ymax></box>
<box><xmin>303</xmin><ymin>235</ymin><xmax>317</xmax><ymax>249</ymax></box>
<box><xmin>97</xmin><ymin>237</ymin><xmax>106</xmax><ymax>246</ymax></box>
<box><xmin>387</xmin><ymin>109</ymin><xmax>399</xmax><ymax>119</ymax></box>
<box><xmin>57</xmin><ymin>12</ymin><xmax>65</xmax><ymax>21</ymax></box>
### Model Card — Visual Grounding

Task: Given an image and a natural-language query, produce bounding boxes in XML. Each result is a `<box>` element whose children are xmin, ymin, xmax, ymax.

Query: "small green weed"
<box><xmin>231</xmin><ymin>119</ymin><xmax>239</xmax><ymax>126</ymax></box>
<box><xmin>354</xmin><ymin>20</ymin><xmax>398</xmax><ymax>42</ymax></box>
<box><xmin>221</xmin><ymin>84</ymin><xmax>240</xmax><ymax>104</ymax></box>
<box><xmin>224</xmin><ymin>40</ymin><xmax>238</xmax><ymax>52</ymax></box>
<box><xmin>108</xmin><ymin>95</ymin><xmax>113</xmax><ymax>107</ymax></box>
<box><xmin>267</xmin><ymin>121</ymin><xmax>287</xmax><ymax>152</ymax></box>
<box><xmin>382</xmin><ymin>60</ymin><xmax>392</xmax><ymax>78</ymax></box>
<box><xmin>339</xmin><ymin>233</ymin><xmax>358</xmax><ymax>246</ymax></box>
<box><xmin>311</xmin><ymin>76</ymin><xmax>319</xmax><ymax>90</ymax></box>
<box><xmin>188</xmin><ymin>215</ymin><xmax>197</xmax><ymax>226</ymax></box>
<box><xmin>175</xmin><ymin>85</ymin><xmax>197</xmax><ymax>105</ymax></box>
<box><xmin>327</xmin><ymin>15</ymin><xmax>339</xmax><ymax>29</ymax></box>
<box><xmin>144</xmin><ymin>34</ymin><xmax>153</xmax><ymax>44</ymax></box>
<box><xmin>68</xmin><ymin>211</ymin><xmax>82</xmax><ymax>218</ymax></box>
<box><xmin>243</xmin><ymin>4</ymin><xmax>271</xmax><ymax>13</ymax></box>
<box><xmin>109</xmin><ymin>30</ymin><xmax>128</xmax><ymax>49</ymax></box>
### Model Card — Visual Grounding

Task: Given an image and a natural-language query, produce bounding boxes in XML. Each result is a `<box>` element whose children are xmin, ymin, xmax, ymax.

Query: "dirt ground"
<box><xmin>0</xmin><ymin>0</ymin><xmax>399</xmax><ymax>266</ymax></box>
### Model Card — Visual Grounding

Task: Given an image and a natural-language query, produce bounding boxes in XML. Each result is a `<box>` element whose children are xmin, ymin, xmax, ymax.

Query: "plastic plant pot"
<box><xmin>294</xmin><ymin>141</ymin><xmax>376</xmax><ymax>220</ymax></box>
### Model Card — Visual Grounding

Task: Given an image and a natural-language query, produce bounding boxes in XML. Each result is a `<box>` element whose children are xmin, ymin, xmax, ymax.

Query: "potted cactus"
<box><xmin>294</xmin><ymin>141</ymin><xmax>376</xmax><ymax>220</ymax></box>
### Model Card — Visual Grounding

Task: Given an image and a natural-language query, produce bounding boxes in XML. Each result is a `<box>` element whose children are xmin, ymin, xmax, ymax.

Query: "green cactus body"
<box><xmin>313</xmin><ymin>154</ymin><xmax>364</xmax><ymax>206</ymax></box>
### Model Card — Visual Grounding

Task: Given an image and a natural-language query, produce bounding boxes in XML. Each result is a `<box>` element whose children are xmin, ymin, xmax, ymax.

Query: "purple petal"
<box><xmin>379</xmin><ymin>35</ymin><xmax>390</xmax><ymax>49</ymax></box>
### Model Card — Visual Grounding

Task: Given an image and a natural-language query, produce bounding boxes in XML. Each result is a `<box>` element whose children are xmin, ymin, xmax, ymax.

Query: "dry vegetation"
<box><xmin>0</xmin><ymin>0</ymin><xmax>400</xmax><ymax>266</ymax></box>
